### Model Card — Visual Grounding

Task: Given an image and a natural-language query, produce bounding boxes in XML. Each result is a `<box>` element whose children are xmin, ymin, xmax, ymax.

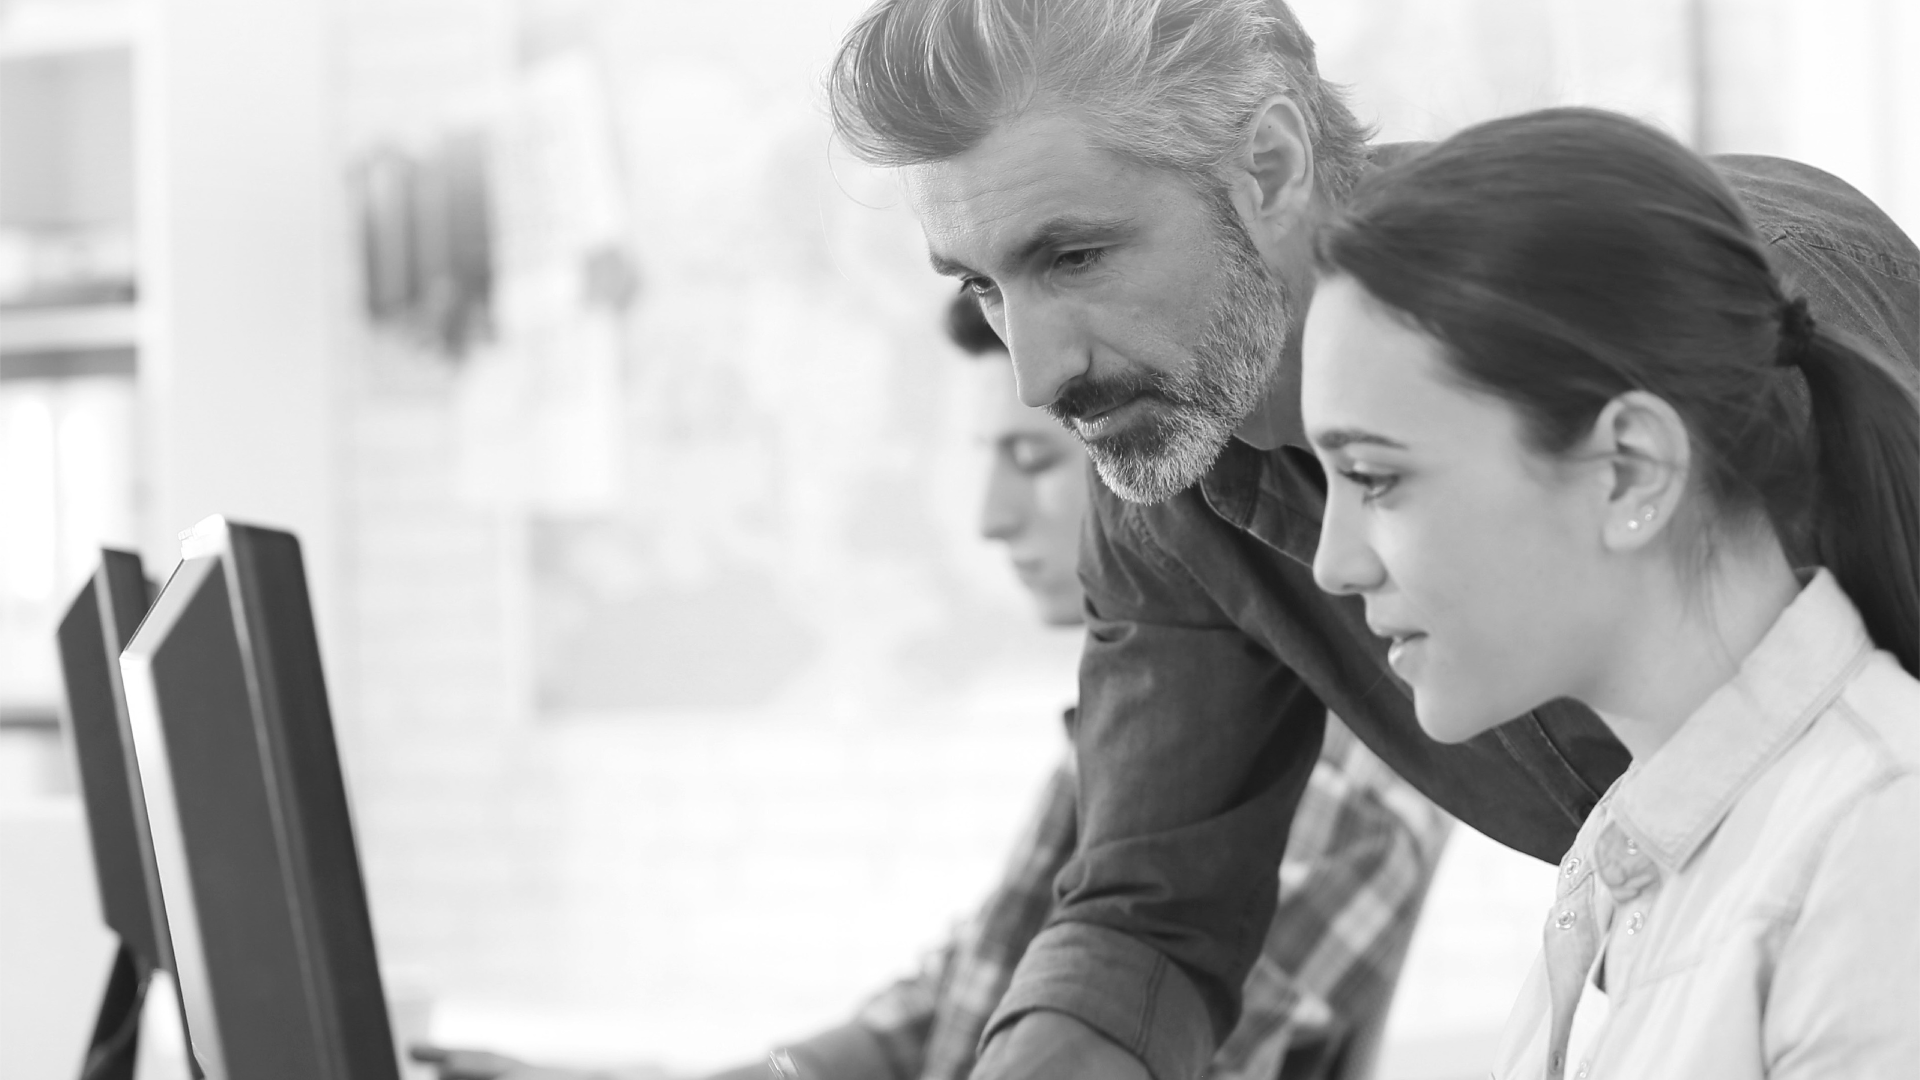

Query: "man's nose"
<box><xmin>1312</xmin><ymin>498</ymin><xmax>1386</xmax><ymax>597</ymax></box>
<box><xmin>979</xmin><ymin>458</ymin><xmax>1027</xmax><ymax>543</ymax></box>
<box><xmin>1000</xmin><ymin>298</ymin><xmax>1087</xmax><ymax>409</ymax></box>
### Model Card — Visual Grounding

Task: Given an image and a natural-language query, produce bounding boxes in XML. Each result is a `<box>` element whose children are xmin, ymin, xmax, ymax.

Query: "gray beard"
<box><xmin>1076</xmin><ymin>211</ymin><xmax>1292</xmax><ymax>504</ymax></box>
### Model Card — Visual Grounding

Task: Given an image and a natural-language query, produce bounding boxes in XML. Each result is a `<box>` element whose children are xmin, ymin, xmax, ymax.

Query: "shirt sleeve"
<box><xmin>984</xmin><ymin>489</ymin><xmax>1332</xmax><ymax>1080</ymax></box>
<box><xmin>826</xmin><ymin>761</ymin><xmax>1078</xmax><ymax>1080</ymax></box>
<box><xmin>1765</xmin><ymin>773</ymin><xmax>1920</xmax><ymax>1079</ymax></box>
<box><xmin>1210</xmin><ymin>735</ymin><xmax>1450</xmax><ymax>1080</ymax></box>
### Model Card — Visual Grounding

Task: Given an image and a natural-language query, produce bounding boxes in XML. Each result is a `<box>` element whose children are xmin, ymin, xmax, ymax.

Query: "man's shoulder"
<box><xmin>1710</xmin><ymin>152</ymin><xmax>1920</xmax><ymax>270</ymax></box>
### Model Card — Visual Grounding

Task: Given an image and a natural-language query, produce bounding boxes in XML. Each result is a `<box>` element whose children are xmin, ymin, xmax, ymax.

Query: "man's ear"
<box><xmin>1226</xmin><ymin>95</ymin><xmax>1315</xmax><ymax>264</ymax></box>
<box><xmin>1585</xmin><ymin>390</ymin><xmax>1691</xmax><ymax>553</ymax></box>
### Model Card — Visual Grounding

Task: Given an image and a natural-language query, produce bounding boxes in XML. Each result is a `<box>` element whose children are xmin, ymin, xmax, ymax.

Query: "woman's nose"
<box><xmin>1313</xmin><ymin>499</ymin><xmax>1385</xmax><ymax>597</ymax></box>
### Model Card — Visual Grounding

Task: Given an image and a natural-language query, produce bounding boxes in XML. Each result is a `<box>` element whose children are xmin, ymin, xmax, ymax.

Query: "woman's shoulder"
<box><xmin>1829</xmin><ymin>650</ymin><xmax>1920</xmax><ymax>774</ymax></box>
<box><xmin>1756</xmin><ymin>650</ymin><xmax>1920</xmax><ymax>845</ymax></box>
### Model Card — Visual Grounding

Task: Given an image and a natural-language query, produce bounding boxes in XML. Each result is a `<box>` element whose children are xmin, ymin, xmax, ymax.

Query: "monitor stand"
<box><xmin>80</xmin><ymin>942</ymin><xmax>153</xmax><ymax>1080</ymax></box>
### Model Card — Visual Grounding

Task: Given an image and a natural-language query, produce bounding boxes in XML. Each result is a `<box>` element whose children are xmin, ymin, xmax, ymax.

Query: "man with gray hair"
<box><xmin>828</xmin><ymin>2</ymin><xmax>1919</xmax><ymax>1080</ymax></box>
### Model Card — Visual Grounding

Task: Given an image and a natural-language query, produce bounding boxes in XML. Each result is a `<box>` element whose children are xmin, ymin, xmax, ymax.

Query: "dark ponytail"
<box><xmin>1797</xmin><ymin>323</ymin><xmax>1920</xmax><ymax>673</ymax></box>
<box><xmin>1316</xmin><ymin>107</ymin><xmax>1919</xmax><ymax>675</ymax></box>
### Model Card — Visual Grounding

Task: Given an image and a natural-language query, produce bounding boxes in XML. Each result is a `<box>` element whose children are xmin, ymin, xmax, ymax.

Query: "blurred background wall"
<box><xmin>1</xmin><ymin>0</ymin><xmax>1914</xmax><ymax>1075</ymax></box>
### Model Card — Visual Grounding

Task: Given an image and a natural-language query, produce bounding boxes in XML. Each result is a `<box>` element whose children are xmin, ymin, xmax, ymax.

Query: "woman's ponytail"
<box><xmin>1797</xmin><ymin>322</ymin><xmax>1920</xmax><ymax>676</ymax></box>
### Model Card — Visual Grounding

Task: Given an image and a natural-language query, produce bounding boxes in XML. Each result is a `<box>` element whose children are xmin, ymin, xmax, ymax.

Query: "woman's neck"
<box><xmin>1589</xmin><ymin>533</ymin><xmax>1804</xmax><ymax>761</ymax></box>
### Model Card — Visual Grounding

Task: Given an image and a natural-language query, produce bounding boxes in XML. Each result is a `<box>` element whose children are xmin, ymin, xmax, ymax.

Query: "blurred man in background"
<box><xmin>421</xmin><ymin>293</ymin><xmax>1449</xmax><ymax>1080</ymax></box>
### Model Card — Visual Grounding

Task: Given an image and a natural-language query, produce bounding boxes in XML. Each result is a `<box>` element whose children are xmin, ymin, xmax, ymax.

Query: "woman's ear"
<box><xmin>1586</xmin><ymin>391</ymin><xmax>1691</xmax><ymax>553</ymax></box>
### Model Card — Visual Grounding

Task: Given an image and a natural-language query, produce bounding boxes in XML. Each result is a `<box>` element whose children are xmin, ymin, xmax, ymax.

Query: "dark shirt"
<box><xmin>981</xmin><ymin>150</ymin><xmax>1920</xmax><ymax>1080</ymax></box>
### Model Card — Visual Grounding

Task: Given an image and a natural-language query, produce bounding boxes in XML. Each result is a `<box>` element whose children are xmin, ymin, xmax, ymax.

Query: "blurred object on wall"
<box><xmin>453</xmin><ymin>48</ymin><xmax>636</xmax><ymax>513</ymax></box>
<box><xmin>356</xmin><ymin>130</ymin><xmax>496</xmax><ymax>359</ymax></box>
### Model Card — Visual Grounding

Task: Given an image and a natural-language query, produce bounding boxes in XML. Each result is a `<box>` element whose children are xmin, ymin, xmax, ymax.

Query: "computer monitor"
<box><xmin>120</xmin><ymin>517</ymin><xmax>398</xmax><ymax>1080</ymax></box>
<box><xmin>55</xmin><ymin>548</ymin><xmax>179</xmax><ymax>1080</ymax></box>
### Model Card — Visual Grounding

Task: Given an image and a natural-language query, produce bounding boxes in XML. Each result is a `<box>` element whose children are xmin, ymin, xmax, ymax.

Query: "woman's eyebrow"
<box><xmin>1311</xmin><ymin>427</ymin><xmax>1410</xmax><ymax>452</ymax></box>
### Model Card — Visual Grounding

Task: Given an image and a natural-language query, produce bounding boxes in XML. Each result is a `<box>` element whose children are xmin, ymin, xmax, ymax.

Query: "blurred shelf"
<box><xmin>0</xmin><ymin>702</ymin><xmax>61</xmax><ymax>730</ymax></box>
<box><xmin>0</xmin><ymin>345</ymin><xmax>134</xmax><ymax>378</ymax></box>
<box><xmin>0</xmin><ymin>1</ymin><xmax>136</xmax><ymax>58</ymax></box>
<box><xmin>0</xmin><ymin>300</ymin><xmax>137</xmax><ymax>358</ymax></box>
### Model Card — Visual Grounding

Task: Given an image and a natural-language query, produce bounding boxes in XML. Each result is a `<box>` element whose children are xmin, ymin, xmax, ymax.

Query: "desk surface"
<box><xmin>0</xmin><ymin>798</ymin><xmax>120</xmax><ymax>1080</ymax></box>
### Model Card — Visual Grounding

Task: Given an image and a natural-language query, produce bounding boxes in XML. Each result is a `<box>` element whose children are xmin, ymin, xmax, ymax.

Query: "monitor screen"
<box><xmin>120</xmin><ymin>517</ymin><xmax>398</xmax><ymax>1080</ymax></box>
<box><xmin>56</xmin><ymin>547</ymin><xmax>194</xmax><ymax>1080</ymax></box>
<box><xmin>56</xmin><ymin>548</ymin><xmax>167</xmax><ymax>976</ymax></box>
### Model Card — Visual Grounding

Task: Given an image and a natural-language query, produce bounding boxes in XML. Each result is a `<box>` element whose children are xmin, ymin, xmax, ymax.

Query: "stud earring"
<box><xmin>1626</xmin><ymin>506</ymin><xmax>1656</xmax><ymax>531</ymax></box>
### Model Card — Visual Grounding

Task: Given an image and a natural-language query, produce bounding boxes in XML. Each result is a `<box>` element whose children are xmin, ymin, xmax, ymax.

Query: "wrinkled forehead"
<box><xmin>902</xmin><ymin>112</ymin><xmax>1171</xmax><ymax>270</ymax></box>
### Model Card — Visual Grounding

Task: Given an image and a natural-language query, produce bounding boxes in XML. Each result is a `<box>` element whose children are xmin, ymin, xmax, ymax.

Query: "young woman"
<box><xmin>1300</xmin><ymin>108</ymin><xmax>1919</xmax><ymax>1079</ymax></box>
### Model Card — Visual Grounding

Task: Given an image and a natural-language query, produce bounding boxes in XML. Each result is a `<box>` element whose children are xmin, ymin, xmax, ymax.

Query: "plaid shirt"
<box><xmin>848</xmin><ymin>715</ymin><xmax>1451</xmax><ymax>1080</ymax></box>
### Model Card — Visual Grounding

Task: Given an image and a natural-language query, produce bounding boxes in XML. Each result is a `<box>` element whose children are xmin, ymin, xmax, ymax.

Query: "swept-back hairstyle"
<box><xmin>1316</xmin><ymin>107</ymin><xmax>1918</xmax><ymax>675</ymax></box>
<box><xmin>828</xmin><ymin>0</ymin><xmax>1370</xmax><ymax>200</ymax></box>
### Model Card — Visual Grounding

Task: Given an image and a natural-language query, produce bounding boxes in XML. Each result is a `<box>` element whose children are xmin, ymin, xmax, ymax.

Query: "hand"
<box><xmin>409</xmin><ymin>1044</ymin><xmax>602</xmax><ymax>1080</ymax></box>
<box><xmin>968</xmin><ymin>1013</ymin><xmax>1151</xmax><ymax>1080</ymax></box>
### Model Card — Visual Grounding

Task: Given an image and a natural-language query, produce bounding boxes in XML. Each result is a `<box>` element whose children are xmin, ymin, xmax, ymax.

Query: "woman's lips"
<box><xmin>1386</xmin><ymin>632</ymin><xmax>1428</xmax><ymax>673</ymax></box>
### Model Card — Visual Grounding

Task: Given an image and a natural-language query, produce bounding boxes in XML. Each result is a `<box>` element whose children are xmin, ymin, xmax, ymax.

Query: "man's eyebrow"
<box><xmin>1312</xmin><ymin>428</ymin><xmax>1410</xmax><ymax>452</ymax></box>
<box><xmin>929</xmin><ymin>250</ymin><xmax>975</xmax><ymax>278</ymax></box>
<box><xmin>927</xmin><ymin>214</ymin><xmax>1134</xmax><ymax>279</ymax></box>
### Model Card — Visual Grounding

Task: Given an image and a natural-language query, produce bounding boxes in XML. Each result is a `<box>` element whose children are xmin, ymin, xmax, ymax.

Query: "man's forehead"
<box><xmin>903</xmin><ymin>113</ymin><xmax>1154</xmax><ymax>268</ymax></box>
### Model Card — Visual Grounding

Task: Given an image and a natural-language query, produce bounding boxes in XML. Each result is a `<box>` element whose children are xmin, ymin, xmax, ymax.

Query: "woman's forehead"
<box><xmin>1301</xmin><ymin>275</ymin><xmax>1521</xmax><ymax>459</ymax></box>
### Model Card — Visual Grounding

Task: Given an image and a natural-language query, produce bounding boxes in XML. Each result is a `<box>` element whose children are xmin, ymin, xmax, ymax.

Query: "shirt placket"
<box><xmin>1542</xmin><ymin>860</ymin><xmax>1602</xmax><ymax>1080</ymax></box>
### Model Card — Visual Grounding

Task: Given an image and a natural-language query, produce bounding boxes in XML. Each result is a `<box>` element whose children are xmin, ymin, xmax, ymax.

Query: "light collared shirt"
<box><xmin>1494</xmin><ymin>570</ymin><xmax>1920</xmax><ymax>1080</ymax></box>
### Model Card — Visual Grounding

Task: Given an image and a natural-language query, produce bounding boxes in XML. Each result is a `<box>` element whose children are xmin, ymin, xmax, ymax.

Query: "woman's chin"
<box><xmin>1413</xmin><ymin>693</ymin><xmax>1500</xmax><ymax>744</ymax></box>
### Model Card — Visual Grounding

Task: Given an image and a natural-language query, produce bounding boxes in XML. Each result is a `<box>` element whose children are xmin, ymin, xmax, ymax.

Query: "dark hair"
<box><xmin>828</xmin><ymin>0</ymin><xmax>1370</xmax><ymax>201</ymax></box>
<box><xmin>1316</xmin><ymin>107</ymin><xmax>1918</xmax><ymax>674</ymax></box>
<box><xmin>945</xmin><ymin>289</ymin><xmax>1007</xmax><ymax>356</ymax></box>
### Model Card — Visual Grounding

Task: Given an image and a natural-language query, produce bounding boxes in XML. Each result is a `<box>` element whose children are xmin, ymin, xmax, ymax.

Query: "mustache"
<box><xmin>1044</xmin><ymin>369</ymin><xmax>1169</xmax><ymax>425</ymax></box>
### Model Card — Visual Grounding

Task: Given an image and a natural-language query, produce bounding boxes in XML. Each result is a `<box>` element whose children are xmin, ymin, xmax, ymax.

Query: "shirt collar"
<box><xmin>1609</xmin><ymin>569</ymin><xmax>1875</xmax><ymax>873</ymax></box>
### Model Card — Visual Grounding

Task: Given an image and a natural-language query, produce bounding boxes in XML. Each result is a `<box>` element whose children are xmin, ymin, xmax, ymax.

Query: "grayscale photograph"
<box><xmin>1</xmin><ymin>1</ymin><xmax>1914</xmax><ymax>1079</ymax></box>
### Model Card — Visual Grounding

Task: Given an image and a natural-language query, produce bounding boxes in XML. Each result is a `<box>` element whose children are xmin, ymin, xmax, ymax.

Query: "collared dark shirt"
<box><xmin>982</xmin><ymin>150</ymin><xmax>1920</xmax><ymax>1080</ymax></box>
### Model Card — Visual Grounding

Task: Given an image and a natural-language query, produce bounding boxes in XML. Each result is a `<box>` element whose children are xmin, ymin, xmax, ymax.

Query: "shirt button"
<box><xmin>1627</xmin><ymin>910</ymin><xmax>1645</xmax><ymax>934</ymax></box>
<box><xmin>1576</xmin><ymin>1064</ymin><xmax>1590</xmax><ymax>1079</ymax></box>
<box><xmin>1563</xmin><ymin>855</ymin><xmax>1582</xmax><ymax>878</ymax></box>
<box><xmin>1556</xmin><ymin>909</ymin><xmax>1577</xmax><ymax>931</ymax></box>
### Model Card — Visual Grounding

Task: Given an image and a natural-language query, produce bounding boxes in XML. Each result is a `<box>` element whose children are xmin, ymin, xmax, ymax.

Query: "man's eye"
<box><xmin>1338</xmin><ymin>468</ymin><xmax>1399</xmax><ymax>503</ymax></box>
<box><xmin>964</xmin><ymin>276</ymin><xmax>1000</xmax><ymax>300</ymax></box>
<box><xmin>1054</xmin><ymin>249</ymin><xmax>1104</xmax><ymax>273</ymax></box>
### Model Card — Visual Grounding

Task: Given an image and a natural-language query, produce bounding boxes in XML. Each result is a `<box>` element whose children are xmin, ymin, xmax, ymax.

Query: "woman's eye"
<box><xmin>1338</xmin><ymin>468</ymin><xmax>1399</xmax><ymax>503</ymax></box>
